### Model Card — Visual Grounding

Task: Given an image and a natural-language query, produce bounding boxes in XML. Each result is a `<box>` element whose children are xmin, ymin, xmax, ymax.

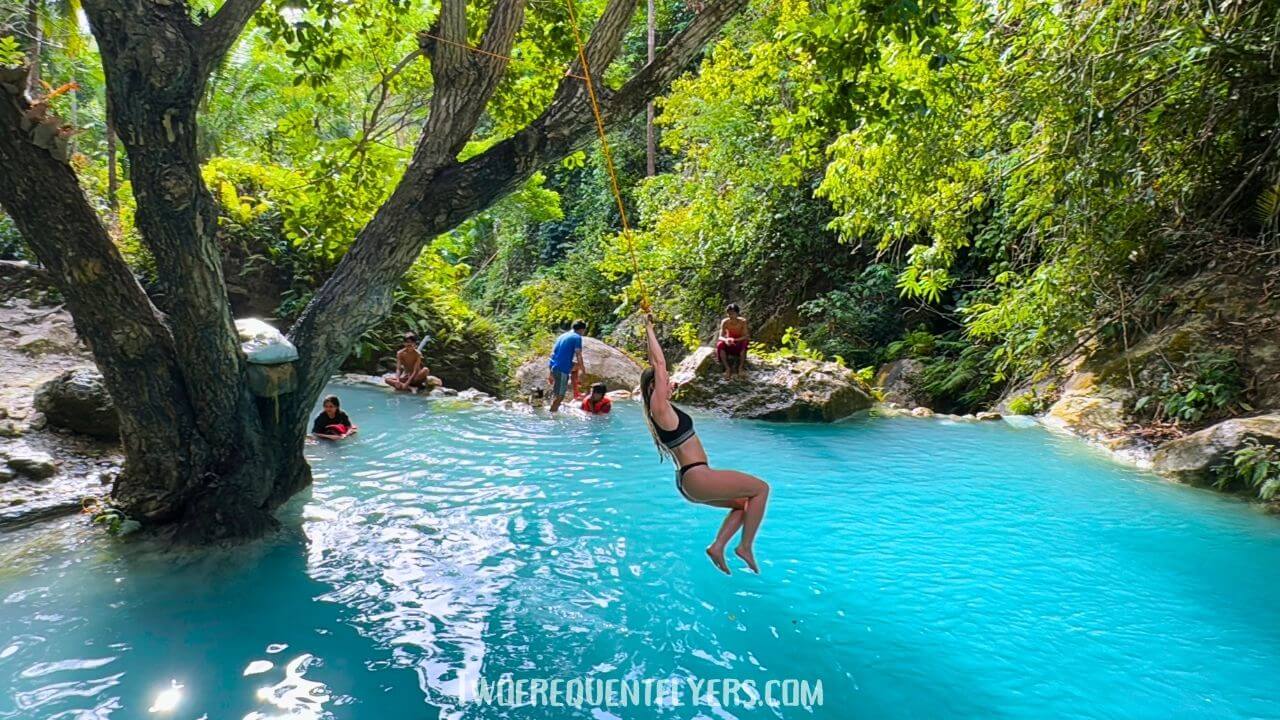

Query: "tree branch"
<box><xmin>440</xmin><ymin>0</ymin><xmax>749</xmax><ymax>209</ymax></box>
<box><xmin>432</xmin><ymin>0</ymin><xmax>470</xmax><ymax>72</ymax></box>
<box><xmin>542</xmin><ymin>0</ymin><xmax>640</xmax><ymax>125</ymax></box>
<box><xmin>286</xmin><ymin>0</ymin><xmax>745</xmax><ymax>420</ymax></box>
<box><xmin>480</xmin><ymin>0</ymin><xmax>528</xmax><ymax>56</ymax></box>
<box><xmin>604</xmin><ymin>0</ymin><xmax>747</xmax><ymax>122</ymax></box>
<box><xmin>196</xmin><ymin>0</ymin><xmax>266</xmax><ymax>72</ymax></box>
<box><xmin>413</xmin><ymin>0</ymin><xmax>527</xmax><ymax>168</ymax></box>
<box><xmin>571</xmin><ymin>0</ymin><xmax>641</xmax><ymax>80</ymax></box>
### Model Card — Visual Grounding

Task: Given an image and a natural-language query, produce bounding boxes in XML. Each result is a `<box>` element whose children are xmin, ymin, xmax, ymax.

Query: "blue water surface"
<box><xmin>1</xmin><ymin>384</ymin><xmax>1279</xmax><ymax>720</ymax></box>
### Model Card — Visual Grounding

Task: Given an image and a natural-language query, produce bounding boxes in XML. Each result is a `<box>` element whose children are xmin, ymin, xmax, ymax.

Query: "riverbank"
<box><xmin>0</xmin><ymin>288</ymin><xmax>118</xmax><ymax>529</ymax></box>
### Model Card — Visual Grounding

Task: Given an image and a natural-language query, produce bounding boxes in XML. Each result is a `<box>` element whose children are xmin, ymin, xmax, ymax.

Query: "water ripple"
<box><xmin>0</xmin><ymin>388</ymin><xmax>1278</xmax><ymax>719</ymax></box>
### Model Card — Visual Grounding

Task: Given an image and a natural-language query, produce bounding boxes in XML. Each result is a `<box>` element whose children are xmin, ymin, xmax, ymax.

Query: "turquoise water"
<box><xmin>2</xmin><ymin>384</ymin><xmax>1280</xmax><ymax>719</ymax></box>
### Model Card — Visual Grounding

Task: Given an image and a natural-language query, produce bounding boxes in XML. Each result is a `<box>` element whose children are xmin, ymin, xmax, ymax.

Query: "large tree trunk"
<box><xmin>79</xmin><ymin>0</ymin><xmax>312</xmax><ymax>541</ymax></box>
<box><xmin>0</xmin><ymin>74</ymin><xmax>310</xmax><ymax>541</ymax></box>
<box><xmin>0</xmin><ymin>0</ymin><xmax>746</xmax><ymax>542</ymax></box>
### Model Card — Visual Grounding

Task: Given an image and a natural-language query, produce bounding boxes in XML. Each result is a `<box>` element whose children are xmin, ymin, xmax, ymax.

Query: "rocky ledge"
<box><xmin>1152</xmin><ymin>415</ymin><xmax>1280</xmax><ymax>490</ymax></box>
<box><xmin>670</xmin><ymin>347</ymin><xmax>872</xmax><ymax>422</ymax></box>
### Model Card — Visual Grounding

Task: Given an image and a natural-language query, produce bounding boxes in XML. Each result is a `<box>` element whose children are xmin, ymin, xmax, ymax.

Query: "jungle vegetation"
<box><xmin>2</xmin><ymin>0</ymin><xmax>1279</xmax><ymax>536</ymax></box>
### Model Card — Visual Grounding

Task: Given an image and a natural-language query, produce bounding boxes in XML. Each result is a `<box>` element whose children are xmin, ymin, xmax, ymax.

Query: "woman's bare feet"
<box><xmin>734</xmin><ymin>545</ymin><xmax>759</xmax><ymax>573</ymax></box>
<box><xmin>706</xmin><ymin>545</ymin><xmax>731</xmax><ymax>575</ymax></box>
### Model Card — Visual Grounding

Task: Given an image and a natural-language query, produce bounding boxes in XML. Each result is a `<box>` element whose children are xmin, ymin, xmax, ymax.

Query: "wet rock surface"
<box><xmin>0</xmin><ymin>295</ymin><xmax>117</xmax><ymax>529</ymax></box>
<box><xmin>874</xmin><ymin>359</ymin><xmax>927</xmax><ymax>407</ymax></box>
<box><xmin>1153</xmin><ymin>414</ymin><xmax>1280</xmax><ymax>487</ymax></box>
<box><xmin>1042</xmin><ymin>371</ymin><xmax>1135</xmax><ymax>450</ymax></box>
<box><xmin>670</xmin><ymin>347</ymin><xmax>873</xmax><ymax>421</ymax></box>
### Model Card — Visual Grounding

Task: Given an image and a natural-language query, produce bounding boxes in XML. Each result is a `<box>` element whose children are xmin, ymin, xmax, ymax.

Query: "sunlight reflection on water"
<box><xmin>0</xmin><ymin>386</ymin><xmax>1278</xmax><ymax>719</ymax></box>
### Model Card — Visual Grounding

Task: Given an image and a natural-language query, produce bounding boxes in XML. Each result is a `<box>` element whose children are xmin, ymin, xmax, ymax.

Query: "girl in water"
<box><xmin>312</xmin><ymin>395</ymin><xmax>357</xmax><ymax>440</ymax></box>
<box><xmin>640</xmin><ymin>314</ymin><xmax>770</xmax><ymax>574</ymax></box>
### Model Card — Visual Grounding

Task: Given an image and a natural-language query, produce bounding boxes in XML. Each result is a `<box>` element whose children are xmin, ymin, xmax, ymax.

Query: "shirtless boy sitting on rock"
<box><xmin>385</xmin><ymin>332</ymin><xmax>433</xmax><ymax>393</ymax></box>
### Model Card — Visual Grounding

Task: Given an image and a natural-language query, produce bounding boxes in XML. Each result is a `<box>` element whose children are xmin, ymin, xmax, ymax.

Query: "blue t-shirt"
<box><xmin>549</xmin><ymin>331</ymin><xmax>583</xmax><ymax>373</ymax></box>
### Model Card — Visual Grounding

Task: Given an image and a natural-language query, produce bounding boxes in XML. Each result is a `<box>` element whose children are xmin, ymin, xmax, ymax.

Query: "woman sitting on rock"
<box><xmin>312</xmin><ymin>395</ymin><xmax>357</xmax><ymax>440</ymax></box>
<box><xmin>640</xmin><ymin>314</ymin><xmax>770</xmax><ymax>574</ymax></box>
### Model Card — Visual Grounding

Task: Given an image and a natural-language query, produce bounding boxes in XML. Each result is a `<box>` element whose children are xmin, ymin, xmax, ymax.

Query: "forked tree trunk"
<box><xmin>0</xmin><ymin>73</ymin><xmax>310</xmax><ymax>541</ymax></box>
<box><xmin>0</xmin><ymin>0</ymin><xmax>747</xmax><ymax>542</ymax></box>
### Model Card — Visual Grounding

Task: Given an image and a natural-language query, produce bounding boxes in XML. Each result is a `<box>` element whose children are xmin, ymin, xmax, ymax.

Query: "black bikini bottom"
<box><xmin>676</xmin><ymin>461</ymin><xmax>708</xmax><ymax>502</ymax></box>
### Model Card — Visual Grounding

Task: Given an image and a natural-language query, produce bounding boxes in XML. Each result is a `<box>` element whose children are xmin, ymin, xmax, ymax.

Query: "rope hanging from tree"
<box><xmin>420</xmin><ymin>0</ymin><xmax>654</xmax><ymax>313</ymax></box>
<box><xmin>562</xmin><ymin>0</ymin><xmax>652</xmax><ymax>313</ymax></box>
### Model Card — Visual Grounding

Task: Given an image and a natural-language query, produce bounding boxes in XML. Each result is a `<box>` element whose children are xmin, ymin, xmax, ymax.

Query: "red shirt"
<box><xmin>581</xmin><ymin>395</ymin><xmax>612</xmax><ymax>414</ymax></box>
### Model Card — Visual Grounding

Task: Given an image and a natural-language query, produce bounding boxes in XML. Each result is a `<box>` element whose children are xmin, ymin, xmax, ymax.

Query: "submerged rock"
<box><xmin>335</xmin><ymin>373</ymin><xmax>385</xmax><ymax>387</ymax></box>
<box><xmin>33</xmin><ymin>368</ymin><xmax>120</xmax><ymax>440</ymax></box>
<box><xmin>871</xmin><ymin>403</ymin><xmax>913</xmax><ymax>418</ymax></box>
<box><xmin>514</xmin><ymin>337</ymin><xmax>643</xmax><ymax>394</ymax></box>
<box><xmin>669</xmin><ymin>347</ymin><xmax>872</xmax><ymax>422</ymax></box>
<box><xmin>874</xmin><ymin>359</ymin><xmax>926</xmax><ymax>407</ymax></box>
<box><xmin>1153</xmin><ymin>415</ymin><xmax>1280</xmax><ymax>485</ymax></box>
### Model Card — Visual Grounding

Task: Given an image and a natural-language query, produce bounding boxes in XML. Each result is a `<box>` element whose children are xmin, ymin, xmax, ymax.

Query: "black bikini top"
<box><xmin>653</xmin><ymin>404</ymin><xmax>696</xmax><ymax>449</ymax></box>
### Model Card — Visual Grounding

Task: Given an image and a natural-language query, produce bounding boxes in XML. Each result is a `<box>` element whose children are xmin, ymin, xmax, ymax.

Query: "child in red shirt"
<box><xmin>580</xmin><ymin>382</ymin><xmax>612</xmax><ymax>414</ymax></box>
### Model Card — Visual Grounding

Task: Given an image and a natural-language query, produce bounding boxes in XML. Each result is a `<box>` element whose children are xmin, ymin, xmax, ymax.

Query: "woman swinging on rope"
<box><xmin>554</xmin><ymin>0</ymin><xmax>769</xmax><ymax>573</ymax></box>
<box><xmin>640</xmin><ymin>312</ymin><xmax>770</xmax><ymax>574</ymax></box>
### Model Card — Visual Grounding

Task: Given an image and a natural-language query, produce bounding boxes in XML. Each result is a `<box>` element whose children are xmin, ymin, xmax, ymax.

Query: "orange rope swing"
<box><xmin>562</xmin><ymin>0</ymin><xmax>651</xmax><ymax>313</ymax></box>
<box><xmin>423</xmin><ymin>0</ymin><xmax>654</xmax><ymax>313</ymax></box>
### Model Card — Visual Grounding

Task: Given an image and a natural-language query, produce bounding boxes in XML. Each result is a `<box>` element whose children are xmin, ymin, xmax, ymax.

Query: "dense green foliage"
<box><xmin>1216</xmin><ymin>438</ymin><xmax>1280</xmax><ymax>500</ymax></box>
<box><xmin>466</xmin><ymin>0</ymin><xmax>1280</xmax><ymax>412</ymax></box>
<box><xmin>5</xmin><ymin>0</ymin><xmax>1280</xmax><ymax>410</ymax></box>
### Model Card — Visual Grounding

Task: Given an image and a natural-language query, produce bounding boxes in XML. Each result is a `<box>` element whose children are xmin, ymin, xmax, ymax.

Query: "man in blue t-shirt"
<box><xmin>547</xmin><ymin>319</ymin><xmax>587</xmax><ymax>412</ymax></box>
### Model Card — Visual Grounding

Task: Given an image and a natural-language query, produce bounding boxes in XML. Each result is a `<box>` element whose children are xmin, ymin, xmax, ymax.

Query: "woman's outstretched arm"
<box><xmin>645</xmin><ymin>315</ymin><xmax>674</xmax><ymax>410</ymax></box>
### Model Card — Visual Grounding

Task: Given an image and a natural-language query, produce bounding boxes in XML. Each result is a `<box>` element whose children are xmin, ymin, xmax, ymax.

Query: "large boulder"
<box><xmin>669</xmin><ymin>347</ymin><xmax>872</xmax><ymax>421</ymax></box>
<box><xmin>33</xmin><ymin>367</ymin><xmax>120</xmax><ymax>440</ymax></box>
<box><xmin>1153</xmin><ymin>415</ymin><xmax>1280</xmax><ymax>485</ymax></box>
<box><xmin>515</xmin><ymin>337</ymin><xmax>643</xmax><ymax>394</ymax></box>
<box><xmin>873</xmin><ymin>359</ymin><xmax>926</xmax><ymax>407</ymax></box>
<box><xmin>1041</xmin><ymin>371</ymin><xmax>1133</xmax><ymax>449</ymax></box>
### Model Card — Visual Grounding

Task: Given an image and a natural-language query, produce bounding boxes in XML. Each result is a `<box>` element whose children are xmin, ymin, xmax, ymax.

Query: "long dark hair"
<box><xmin>323</xmin><ymin>394</ymin><xmax>341</xmax><ymax>410</ymax></box>
<box><xmin>640</xmin><ymin>368</ymin><xmax>672</xmax><ymax>463</ymax></box>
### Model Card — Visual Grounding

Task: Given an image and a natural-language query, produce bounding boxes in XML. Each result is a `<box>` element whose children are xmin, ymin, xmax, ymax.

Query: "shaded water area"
<box><xmin>2</xmin><ymin>384</ymin><xmax>1279</xmax><ymax>719</ymax></box>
